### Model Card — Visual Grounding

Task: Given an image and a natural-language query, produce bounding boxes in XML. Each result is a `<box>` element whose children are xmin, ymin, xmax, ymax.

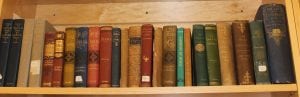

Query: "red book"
<box><xmin>87</xmin><ymin>27</ymin><xmax>100</xmax><ymax>87</ymax></box>
<box><xmin>99</xmin><ymin>26</ymin><xmax>113</xmax><ymax>87</ymax></box>
<box><xmin>141</xmin><ymin>24</ymin><xmax>154</xmax><ymax>87</ymax></box>
<box><xmin>52</xmin><ymin>31</ymin><xmax>65</xmax><ymax>87</ymax></box>
<box><xmin>42</xmin><ymin>31</ymin><xmax>56</xmax><ymax>87</ymax></box>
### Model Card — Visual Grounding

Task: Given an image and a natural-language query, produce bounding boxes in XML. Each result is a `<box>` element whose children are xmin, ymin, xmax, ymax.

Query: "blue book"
<box><xmin>177</xmin><ymin>28</ymin><xmax>185</xmax><ymax>86</ymax></box>
<box><xmin>75</xmin><ymin>27</ymin><xmax>89</xmax><ymax>87</ymax></box>
<box><xmin>111</xmin><ymin>28</ymin><xmax>121</xmax><ymax>87</ymax></box>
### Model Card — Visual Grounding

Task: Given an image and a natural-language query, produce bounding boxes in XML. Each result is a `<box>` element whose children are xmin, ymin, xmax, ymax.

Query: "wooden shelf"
<box><xmin>0</xmin><ymin>84</ymin><xmax>296</xmax><ymax>95</ymax></box>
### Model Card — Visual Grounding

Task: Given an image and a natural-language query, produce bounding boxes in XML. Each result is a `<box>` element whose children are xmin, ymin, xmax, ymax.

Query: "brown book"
<box><xmin>63</xmin><ymin>28</ymin><xmax>76</xmax><ymax>87</ymax></box>
<box><xmin>184</xmin><ymin>28</ymin><xmax>192</xmax><ymax>86</ymax></box>
<box><xmin>232</xmin><ymin>20</ymin><xmax>255</xmax><ymax>85</ymax></box>
<box><xmin>217</xmin><ymin>22</ymin><xmax>237</xmax><ymax>85</ymax></box>
<box><xmin>141</xmin><ymin>24</ymin><xmax>154</xmax><ymax>87</ymax></box>
<box><xmin>162</xmin><ymin>25</ymin><xmax>177</xmax><ymax>87</ymax></box>
<box><xmin>42</xmin><ymin>31</ymin><xmax>56</xmax><ymax>87</ymax></box>
<box><xmin>52</xmin><ymin>31</ymin><xmax>65</xmax><ymax>87</ymax></box>
<box><xmin>128</xmin><ymin>26</ymin><xmax>142</xmax><ymax>87</ymax></box>
<box><xmin>87</xmin><ymin>27</ymin><xmax>100</xmax><ymax>87</ymax></box>
<box><xmin>152</xmin><ymin>27</ymin><xmax>163</xmax><ymax>87</ymax></box>
<box><xmin>99</xmin><ymin>26</ymin><xmax>113</xmax><ymax>87</ymax></box>
<box><xmin>120</xmin><ymin>28</ymin><xmax>129</xmax><ymax>87</ymax></box>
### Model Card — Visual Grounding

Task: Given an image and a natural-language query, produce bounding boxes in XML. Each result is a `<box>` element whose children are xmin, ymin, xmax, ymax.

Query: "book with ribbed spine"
<box><xmin>192</xmin><ymin>24</ymin><xmax>208</xmax><ymax>86</ymax></box>
<box><xmin>52</xmin><ymin>31</ymin><xmax>65</xmax><ymax>87</ymax></box>
<box><xmin>87</xmin><ymin>27</ymin><xmax>100</xmax><ymax>87</ymax></box>
<box><xmin>112</xmin><ymin>28</ymin><xmax>121</xmax><ymax>87</ymax></box>
<box><xmin>42</xmin><ymin>31</ymin><xmax>56</xmax><ymax>87</ymax></box>
<box><xmin>184</xmin><ymin>28</ymin><xmax>192</xmax><ymax>86</ymax></box>
<box><xmin>99</xmin><ymin>26</ymin><xmax>112</xmax><ymax>87</ymax></box>
<box><xmin>63</xmin><ymin>28</ymin><xmax>76</xmax><ymax>87</ymax></box>
<box><xmin>177</xmin><ymin>27</ymin><xmax>185</xmax><ymax>86</ymax></box>
<box><xmin>4</xmin><ymin>19</ymin><xmax>24</xmax><ymax>87</ymax></box>
<box><xmin>141</xmin><ymin>24</ymin><xmax>154</xmax><ymax>87</ymax></box>
<box><xmin>152</xmin><ymin>27</ymin><xmax>163</xmax><ymax>87</ymax></box>
<box><xmin>120</xmin><ymin>28</ymin><xmax>129</xmax><ymax>87</ymax></box>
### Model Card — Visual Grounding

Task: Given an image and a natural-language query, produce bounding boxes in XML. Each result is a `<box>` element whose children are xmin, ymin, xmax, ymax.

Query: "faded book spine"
<box><xmin>128</xmin><ymin>26</ymin><xmax>142</xmax><ymax>87</ymax></box>
<box><xmin>52</xmin><ymin>31</ymin><xmax>65</xmax><ymax>87</ymax></box>
<box><xmin>177</xmin><ymin>28</ymin><xmax>185</xmax><ymax>86</ymax></box>
<box><xmin>216</xmin><ymin>22</ymin><xmax>237</xmax><ymax>85</ymax></box>
<box><xmin>63</xmin><ymin>28</ymin><xmax>76</xmax><ymax>87</ymax></box>
<box><xmin>120</xmin><ymin>28</ymin><xmax>129</xmax><ymax>87</ymax></box>
<box><xmin>99</xmin><ymin>26</ymin><xmax>112</xmax><ymax>87</ymax></box>
<box><xmin>112</xmin><ymin>28</ymin><xmax>121</xmax><ymax>87</ymax></box>
<box><xmin>184</xmin><ymin>28</ymin><xmax>192</xmax><ymax>86</ymax></box>
<box><xmin>232</xmin><ymin>20</ymin><xmax>255</xmax><ymax>85</ymax></box>
<box><xmin>87</xmin><ymin>27</ymin><xmax>100</xmax><ymax>87</ymax></box>
<box><xmin>42</xmin><ymin>31</ymin><xmax>56</xmax><ymax>87</ymax></box>
<box><xmin>141</xmin><ymin>24</ymin><xmax>154</xmax><ymax>87</ymax></box>
<box><xmin>162</xmin><ymin>25</ymin><xmax>177</xmax><ymax>87</ymax></box>
<box><xmin>152</xmin><ymin>27</ymin><xmax>163</xmax><ymax>87</ymax></box>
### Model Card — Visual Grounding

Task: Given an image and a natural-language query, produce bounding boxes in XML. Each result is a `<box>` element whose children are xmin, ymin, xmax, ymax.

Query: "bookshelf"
<box><xmin>0</xmin><ymin>0</ymin><xmax>300</xmax><ymax>97</ymax></box>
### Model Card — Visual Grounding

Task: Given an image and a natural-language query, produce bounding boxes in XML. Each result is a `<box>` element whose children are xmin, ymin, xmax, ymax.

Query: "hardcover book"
<box><xmin>112</xmin><ymin>28</ymin><xmax>121</xmax><ymax>87</ymax></box>
<box><xmin>152</xmin><ymin>27</ymin><xmax>163</xmax><ymax>87</ymax></box>
<box><xmin>177</xmin><ymin>27</ymin><xmax>185</xmax><ymax>86</ymax></box>
<box><xmin>232</xmin><ymin>20</ymin><xmax>255</xmax><ymax>85</ymax></box>
<box><xmin>87</xmin><ymin>27</ymin><xmax>100</xmax><ymax>87</ymax></box>
<box><xmin>42</xmin><ymin>31</ymin><xmax>56</xmax><ymax>87</ymax></box>
<box><xmin>120</xmin><ymin>28</ymin><xmax>129</xmax><ymax>87</ymax></box>
<box><xmin>184</xmin><ymin>28</ymin><xmax>192</xmax><ymax>86</ymax></box>
<box><xmin>4</xmin><ymin>19</ymin><xmax>24</xmax><ymax>87</ymax></box>
<box><xmin>141</xmin><ymin>24</ymin><xmax>154</xmax><ymax>87</ymax></box>
<box><xmin>216</xmin><ymin>22</ymin><xmax>237</xmax><ymax>85</ymax></box>
<box><xmin>63</xmin><ymin>28</ymin><xmax>76</xmax><ymax>87</ymax></box>
<box><xmin>52</xmin><ymin>31</ymin><xmax>65</xmax><ymax>87</ymax></box>
<box><xmin>162</xmin><ymin>25</ymin><xmax>177</xmax><ymax>87</ymax></box>
<box><xmin>99</xmin><ymin>26</ymin><xmax>113</xmax><ymax>87</ymax></box>
<box><xmin>128</xmin><ymin>26</ymin><xmax>142</xmax><ymax>87</ymax></box>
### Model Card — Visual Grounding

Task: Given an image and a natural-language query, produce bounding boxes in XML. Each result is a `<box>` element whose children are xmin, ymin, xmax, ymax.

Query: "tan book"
<box><xmin>120</xmin><ymin>28</ymin><xmax>129</xmax><ymax>87</ymax></box>
<box><xmin>128</xmin><ymin>26</ymin><xmax>142</xmax><ymax>87</ymax></box>
<box><xmin>63</xmin><ymin>28</ymin><xmax>76</xmax><ymax>87</ymax></box>
<box><xmin>152</xmin><ymin>27</ymin><xmax>163</xmax><ymax>87</ymax></box>
<box><xmin>17</xmin><ymin>19</ymin><xmax>35</xmax><ymax>87</ymax></box>
<box><xmin>217</xmin><ymin>22</ymin><xmax>237</xmax><ymax>85</ymax></box>
<box><xmin>28</xmin><ymin>20</ymin><xmax>56</xmax><ymax>87</ymax></box>
<box><xmin>184</xmin><ymin>28</ymin><xmax>192</xmax><ymax>86</ymax></box>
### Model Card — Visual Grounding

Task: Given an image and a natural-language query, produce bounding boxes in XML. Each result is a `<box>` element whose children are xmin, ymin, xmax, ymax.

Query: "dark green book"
<box><xmin>249</xmin><ymin>20</ymin><xmax>271</xmax><ymax>84</ymax></box>
<box><xmin>205</xmin><ymin>24</ymin><xmax>221</xmax><ymax>86</ymax></box>
<box><xmin>111</xmin><ymin>28</ymin><xmax>121</xmax><ymax>87</ymax></box>
<box><xmin>176</xmin><ymin>27</ymin><xmax>184</xmax><ymax>86</ymax></box>
<box><xmin>192</xmin><ymin>24</ymin><xmax>208</xmax><ymax>86</ymax></box>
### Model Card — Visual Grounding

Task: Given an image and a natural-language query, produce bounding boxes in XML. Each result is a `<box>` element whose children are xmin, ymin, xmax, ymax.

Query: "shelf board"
<box><xmin>0</xmin><ymin>84</ymin><xmax>296</xmax><ymax>95</ymax></box>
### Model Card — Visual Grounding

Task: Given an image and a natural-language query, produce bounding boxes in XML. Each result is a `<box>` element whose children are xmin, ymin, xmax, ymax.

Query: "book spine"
<box><xmin>205</xmin><ymin>24</ymin><xmax>221</xmax><ymax>86</ymax></box>
<box><xmin>0</xmin><ymin>19</ymin><xmax>14</xmax><ymax>86</ymax></box>
<box><xmin>152</xmin><ymin>27</ymin><xmax>163</xmax><ymax>87</ymax></box>
<box><xmin>184</xmin><ymin>28</ymin><xmax>192</xmax><ymax>86</ymax></box>
<box><xmin>42</xmin><ymin>31</ymin><xmax>56</xmax><ymax>87</ymax></box>
<box><xmin>216</xmin><ymin>22</ymin><xmax>237</xmax><ymax>85</ymax></box>
<box><xmin>74</xmin><ymin>27</ymin><xmax>88</xmax><ymax>87</ymax></box>
<box><xmin>99</xmin><ymin>26</ymin><xmax>112</xmax><ymax>87</ymax></box>
<box><xmin>176</xmin><ymin>28</ymin><xmax>185</xmax><ymax>86</ymax></box>
<box><xmin>162</xmin><ymin>25</ymin><xmax>177</xmax><ymax>87</ymax></box>
<box><xmin>112</xmin><ymin>28</ymin><xmax>121</xmax><ymax>87</ymax></box>
<box><xmin>192</xmin><ymin>24</ymin><xmax>208</xmax><ymax>86</ymax></box>
<box><xmin>87</xmin><ymin>27</ymin><xmax>100</xmax><ymax>87</ymax></box>
<box><xmin>232</xmin><ymin>20</ymin><xmax>255</xmax><ymax>85</ymax></box>
<box><xmin>52</xmin><ymin>31</ymin><xmax>65</xmax><ymax>87</ymax></box>
<box><xmin>141</xmin><ymin>24</ymin><xmax>154</xmax><ymax>87</ymax></box>
<box><xmin>120</xmin><ymin>28</ymin><xmax>129</xmax><ymax>87</ymax></box>
<box><xmin>128</xmin><ymin>26</ymin><xmax>142</xmax><ymax>87</ymax></box>
<box><xmin>17</xmin><ymin>19</ymin><xmax>35</xmax><ymax>87</ymax></box>
<box><xmin>262</xmin><ymin>4</ymin><xmax>295</xmax><ymax>83</ymax></box>
<box><xmin>4</xmin><ymin>19</ymin><xmax>24</xmax><ymax>87</ymax></box>
<box><xmin>63</xmin><ymin>28</ymin><xmax>76</xmax><ymax>87</ymax></box>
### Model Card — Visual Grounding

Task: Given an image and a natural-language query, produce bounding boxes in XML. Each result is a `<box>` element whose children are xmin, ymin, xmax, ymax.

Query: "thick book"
<box><xmin>177</xmin><ymin>27</ymin><xmax>185</xmax><ymax>86</ymax></box>
<box><xmin>205</xmin><ymin>24</ymin><xmax>221</xmax><ymax>86</ymax></box>
<box><xmin>249</xmin><ymin>20</ymin><xmax>271</xmax><ymax>84</ymax></box>
<box><xmin>99</xmin><ymin>26</ymin><xmax>112</xmax><ymax>87</ymax></box>
<box><xmin>232</xmin><ymin>20</ymin><xmax>255</xmax><ymax>85</ymax></box>
<box><xmin>29</xmin><ymin>20</ymin><xmax>56</xmax><ymax>87</ymax></box>
<box><xmin>184</xmin><ymin>28</ymin><xmax>192</xmax><ymax>86</ymax></box>
<box><xmin>112</xmin><ymin>28</ymin><xmax>121</xmax><ymax>87</ymax></box>
<box><xmin>17</xmin><ymin>19</ymin><xmax>35</xmax><ymax>87</ymax></box>
<box><xmin>141</xmin><ymin>24</ymin><xmax>154</xmax><ymax>87</ymax></box>
<box><xmin>87</xmin><ymin>27</ymin><xmax>100</xmax><ymax>87</ymax></box>
<box><xmin>120</xmin><ymin>28</ymin><xmax>129</xmax><ymax>87</ymax></box>
<box><xmin>128</xmin><ymin>26</ymin><xmax>142</xmax><ymax>87</ymax></box>
<box><xmin>162</xmin><ymin>25</ymin><xmax>177</xmax><ymax>87</ymax></box>
<box><xmin>75</xmin><ymin>27</ymin><xmax>88</xmax><ymax>87</ymax></box>
<box><xmin>42</xmin><ymin>31</ymin><xmax>56</xmax><ymax>87</ymax></box>
<box><xmin>0</xmin><ymin>19</ymin><xmax>14</xmax><ymax>86</ymax></box>
<box><xmin>63</xmin><ymin>28</ymin><xmax>76</xmax><ymax>87</ymax></box>
<box><xmin>192</xmin><ymin>24</ymin><xmax>208</xmax><ymax>86</ymax></box>
<box><xmin>216</xmin><ymin>22</ymin><xmax>237</xmax><ymax>85</ymax></box>
<box><xmin>4</xmin><ymin>19</ymin><xmax>24</xmax><ymax>87</ymax></box>
<box><xmin>52</xmin><ymin>31</ymin><xmax>65</xmax><ymax>87</ymax></box>
<box><xmin>152</xmin><ymin>27</ymin><xmax>163</xmax><ymax>87</ymax></box>
<box><xmin>261</xmin><ymin>4</ymin><xmax>294</xmax><ymax>83</ymax></box>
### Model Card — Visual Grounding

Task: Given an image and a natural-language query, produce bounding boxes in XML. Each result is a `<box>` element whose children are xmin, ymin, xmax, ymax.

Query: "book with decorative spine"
<box><xmin>52</xmin><ymin>31</ymin><xmax>65</xmax><ymax>87</ymax></box>
<box><xmin>87</xmin><ymin>27</ymin><xmax>100</xmax><ymax>87</ymax></box>
<box><xmin>112</xmin><ymin>28</ymin><xmax>121</xmax><ymax>87</ymax></box>
<box><xmin>141</xmin><ymin>24</ymin><xmax>154</xmax><ymax>87</ymax></box>
<box><xmin>63</xmin><ymin>28</ymin><xmax>76</xmax><ymax>87</ymax></box>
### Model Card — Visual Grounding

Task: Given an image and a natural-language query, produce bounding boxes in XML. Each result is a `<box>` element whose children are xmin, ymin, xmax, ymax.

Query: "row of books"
<box><xmin>0</xmin><ymin>4</ymin><xmax>295</xmax><ymax>87</ymax></box>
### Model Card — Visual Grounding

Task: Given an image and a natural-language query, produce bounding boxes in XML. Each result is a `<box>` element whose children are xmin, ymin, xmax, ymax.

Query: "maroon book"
<box><xmin>99</xmin><ymin>26</ymin><xmax>113</xmax><ymax>87</ymax></box>
<box><xmin>52</xmin><ymin>31</ymin><xmax>65</xmax><ymax>87</ymax></box>
<box><xmin>141</xmin><ymin>24</ymin><xmax>154</xmax><ymax>87</ymax></box>
<box><xmin>42</xmin><ymin>31</ymin><xmax>56</xmax><ymax>87</ymax></box>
